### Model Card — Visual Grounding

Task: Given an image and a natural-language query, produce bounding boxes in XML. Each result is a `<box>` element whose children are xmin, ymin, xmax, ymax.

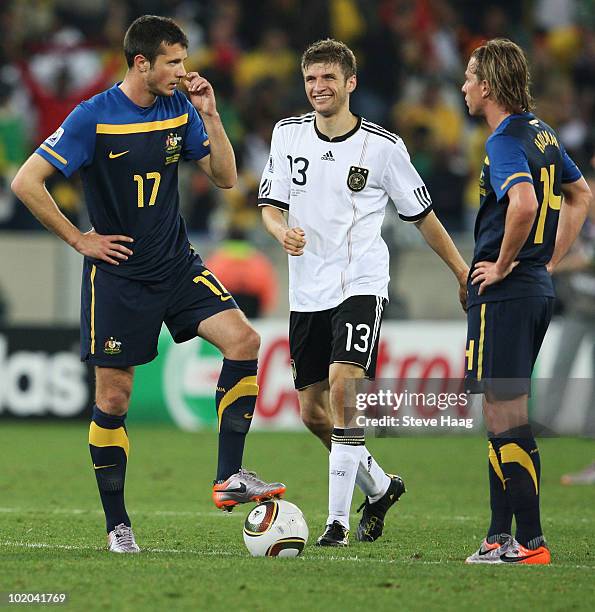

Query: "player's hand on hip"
<box><xmin>184</xmin><ymin>72</ymin><xmax>217</xmax><ymax>116</ymax></box>
<box><xmin>282</xmin><ymin>227</ymin><xmax>306</xmax><ymax>256</ymax></box>
<box><xmin>471</xmin><ymin>260</ymin><xmax>518</xmax><ymax>295</ymax></box>
<box><xmin>457</xmin><ymin>267</ymin><xmax>469</xmax><ymax>312</ymax></box>
<box><xmin>75</xmin><ymin>229</ymin><xmax>134</xmax><ymax>265</ymax></box>
<box><xmin>458</xmin><ymin>282</ymin><xmax>468</xmax><ymax>312</ymax></box>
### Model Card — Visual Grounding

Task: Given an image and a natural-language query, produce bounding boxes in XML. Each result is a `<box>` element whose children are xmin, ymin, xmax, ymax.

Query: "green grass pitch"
<box><xmin>1</xmin><ymin>423</ymin><xmax>594</xmax><ymax>611</ymax></box>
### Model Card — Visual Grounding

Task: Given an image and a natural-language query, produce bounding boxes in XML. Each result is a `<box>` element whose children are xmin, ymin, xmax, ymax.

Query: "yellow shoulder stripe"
<box><xmin>96</xmin><ymin>113</ymin><xmax>188</xmax><ymax>134</ymax></box>
<box><xmin>500</xmin><ymin>172</ymin><xmax>532</xmax><ymax>191</ymax></box>
<box><xmin>40</xmin><ymin>144</ymin><xmax>67</xmax><ymax>165</ymax></box>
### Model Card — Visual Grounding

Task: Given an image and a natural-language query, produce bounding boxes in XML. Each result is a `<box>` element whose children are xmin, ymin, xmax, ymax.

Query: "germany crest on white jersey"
<box><xmin>258</xmin><ymin>112</ymin><xmax>432</xmax><ymax>312</ymax></box>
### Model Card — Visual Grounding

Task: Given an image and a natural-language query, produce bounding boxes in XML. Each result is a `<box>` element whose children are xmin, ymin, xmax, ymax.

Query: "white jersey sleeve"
<box><xmin>257</xmin><ymin>123</ymin><xmax>290</xmax><ymax>211</ymax></box>
<box><xmin>381</xmin><ymin>139</ymin><xmax>433</xmax><ymax>222</ymax></box>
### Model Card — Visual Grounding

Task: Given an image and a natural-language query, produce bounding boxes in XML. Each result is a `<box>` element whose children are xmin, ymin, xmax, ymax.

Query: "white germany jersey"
<box><xmin>258</xmin><ymin>113</ymin><xmax>432</xmax><ymax>312</ymax></box>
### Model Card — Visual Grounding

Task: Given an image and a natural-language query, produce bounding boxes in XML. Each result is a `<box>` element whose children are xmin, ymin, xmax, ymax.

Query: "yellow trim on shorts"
<box><xmin>90</xmin><ymin>265</ymin><xmax>97</xmax><ymax>355</ymax></box>
<box><xmin>477</xmin><ymin>304</ymin><xmax>486</xmax><ymax>381</ymax></box>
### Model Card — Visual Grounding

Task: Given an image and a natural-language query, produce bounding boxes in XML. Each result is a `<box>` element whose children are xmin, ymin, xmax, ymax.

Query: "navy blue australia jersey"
<box><xmin>468</xmin><ymin>112</ymin><xmax>582</xmax><ymax>307</ymax></box>
<box><xmin>35</xmin><ymin>83</ymin><xmax>211</xmax><ymax>282</ymax></box>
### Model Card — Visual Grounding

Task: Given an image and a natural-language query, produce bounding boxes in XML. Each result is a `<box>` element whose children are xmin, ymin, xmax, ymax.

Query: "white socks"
<box><xmin>356</xmin><ymin>448</ymin><xmax>391</xmax><ymax>503</ymax></box>
<box><xmin>327</xmin><ymin>443</ymin><xmax>361</xmax><ymax>529</ymax></box>
<box><xmin>327</xmin><ymin>429</ymin><xmax>391</xmax><ymax>530</ymax></box>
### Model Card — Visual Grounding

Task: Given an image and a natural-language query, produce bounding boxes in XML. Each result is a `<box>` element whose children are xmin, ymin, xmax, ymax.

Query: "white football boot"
<box><xmin>465</xmin><ymin>534</ymin><xmax>513</xmax><ymax>564</ymax></box>
<box><xmin>108</xmin><ymin>523</ymin><xmax>140</xmax><ymax>553</ymax></box>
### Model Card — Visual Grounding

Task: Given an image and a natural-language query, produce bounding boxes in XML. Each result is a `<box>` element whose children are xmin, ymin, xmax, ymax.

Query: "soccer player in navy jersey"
<box><xmin>11</xmin><ymin>15</ymin><xmax>284</xmax><ymax>553</ymax></box>
<box><xmin>462</xmin><ymin>39</ymin><xmax>592</xmax><ymax>564</ymax></box>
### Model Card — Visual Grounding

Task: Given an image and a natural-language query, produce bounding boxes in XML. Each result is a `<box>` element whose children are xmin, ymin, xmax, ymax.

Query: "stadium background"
<box><xmin>0</xmin><ymin>2</ymin><xmax>594</xmax><ymax>609</ymax></box>
<box><xmin>0</xmin><ymin>0</ymin><xmax>592</xmax><ymax>432</ymax></box>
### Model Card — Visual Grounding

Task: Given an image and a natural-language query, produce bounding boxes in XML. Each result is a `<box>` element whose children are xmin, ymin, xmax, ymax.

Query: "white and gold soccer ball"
<box><xmin>243</xmin><ymin>499</ymin><xmax>308</xmax><ymax>557</ymax></box>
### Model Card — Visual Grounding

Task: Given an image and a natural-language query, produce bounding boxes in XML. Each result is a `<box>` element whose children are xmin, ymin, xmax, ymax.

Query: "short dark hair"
<box><xmin>301</xmin><ymin>39</ymin><xmax>357</xmax><ymax>80</ymax></box>
<box><xmin>123</xmin><ymin>15</ymin><xmax>188</xmax><ymax>68</ymax></box>
<box><xmin>471</xmin><ymin>38</ymin><xmax>534</xmax><ymax>114</ymax></box>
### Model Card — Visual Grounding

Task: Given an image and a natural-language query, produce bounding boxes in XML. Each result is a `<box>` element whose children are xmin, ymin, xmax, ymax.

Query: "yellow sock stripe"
<box><xmin>90</xmin><ymin>265</ymin><xmax>97</xmax><ymax>354</ymax></box>
<box><xmin>488</xmin><ymin>442</ymin><xmax>506</xmax><ymax>489</ymax></box>
<box><xmin>477</xmin><ymin>304</ymin><xmax>486</xmax><ymax>381</ymax></box>
<box><xmin>500</xmin><ymin>442</ymin><xmax>538</xmax><ymax>495</ymax></box>
<box><xmin>89</xmin><ymin>422</ymin><xmax>129</xmax><ymax>458</ymax></box>
<box><xmin>217</xmin><ymin>376</ymin><xmax>259</xmax><ymax>432</ymax></box>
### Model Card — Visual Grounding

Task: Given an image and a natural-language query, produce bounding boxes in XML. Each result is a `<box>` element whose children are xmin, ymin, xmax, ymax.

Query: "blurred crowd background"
<box><xmin>0</xmin><ymin>0</ymin><xmax>593</xmax><ymax>321</ymax></box>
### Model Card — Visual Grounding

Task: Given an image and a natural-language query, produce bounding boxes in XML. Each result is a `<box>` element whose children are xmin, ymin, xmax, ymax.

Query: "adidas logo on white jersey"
<box><xmin>321</xmin><ymin>150</ymin><xmax>335</xmax><ymax>161</ymax></box>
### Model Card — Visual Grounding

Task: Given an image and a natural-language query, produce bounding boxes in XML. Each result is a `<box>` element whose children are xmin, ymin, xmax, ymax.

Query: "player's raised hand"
<box><xmin>184</xmin><ymin>72</ymin><xmax>217</xmax><ymax>116</ymax></box>
<box><xmin>471</xmin><ymin>260</ymin><xmax>519</xmax><ymax>295</ymax></box>
<box><xmin>282</xmin><ymin>227</ymin><xmax>306</xmax><ymax>256</ymax></box>
<box><xmin>74</xmin><ymin>229</ymin><xmax>134</xmax><ymax>265</ymax></box>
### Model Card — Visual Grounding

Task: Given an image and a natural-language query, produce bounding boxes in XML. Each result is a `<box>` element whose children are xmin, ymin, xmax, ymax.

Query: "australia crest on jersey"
<box><xmin>165</xmin><ymin>132</ymin><xmax>183</xmax><ymax>165</ymax></box>
<box><xmin>104</xmin><ymin>337</ymin><xmax>122</xmax><ymax>355</ymax></box>
<box><xmin>347</xmin><ymin>166</ymin><xmax>369</xmax><ymax>192</ymax></box>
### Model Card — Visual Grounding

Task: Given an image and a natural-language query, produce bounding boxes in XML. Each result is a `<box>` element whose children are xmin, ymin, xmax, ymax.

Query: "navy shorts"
<box><xmin>289</xmin><ymin>295</ymin><xmax>386</xmax><ymax>390</ymax></box>
<box><xmin>80</xmin><ymin>253</ymin><xmax>238</xmax><ymax>367</ymax></box>
<box><xmin>465</xmin><ymin>296</ymin><xmax>554</xmax><ymax>399</ymax></box>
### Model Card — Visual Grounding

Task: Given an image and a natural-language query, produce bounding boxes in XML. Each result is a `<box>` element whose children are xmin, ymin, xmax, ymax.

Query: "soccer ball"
<box><xmin>243</xmin><ymin>499</ymin><xmax>308</xmax><ymax>557</ymax></box>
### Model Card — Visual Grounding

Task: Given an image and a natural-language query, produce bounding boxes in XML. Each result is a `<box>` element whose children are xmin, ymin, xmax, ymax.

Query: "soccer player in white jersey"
<box><xmin>260</xmin><ymin>39</ymin><xmax>469</xmax><ymax>546</ymax></box>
